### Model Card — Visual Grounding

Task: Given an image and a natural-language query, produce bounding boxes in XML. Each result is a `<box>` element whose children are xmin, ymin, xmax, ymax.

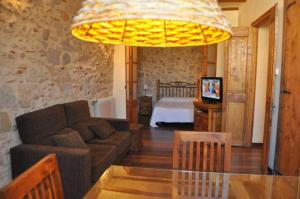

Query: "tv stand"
<box><xmin>193</xmin><ymin>100</ymin><xmax>222</xmax><ymax>132</ymax></box>
<box><xmin>202</xmin><ymin>100</ymin><xmax>220</xmax><ymax>104</ymax></box>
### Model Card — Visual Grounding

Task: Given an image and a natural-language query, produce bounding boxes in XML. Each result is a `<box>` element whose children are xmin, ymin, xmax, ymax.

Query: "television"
<box><xmin>201</xmin><ymin>77</ymin><xmax>223</xmax><ymax>103</ymax></box>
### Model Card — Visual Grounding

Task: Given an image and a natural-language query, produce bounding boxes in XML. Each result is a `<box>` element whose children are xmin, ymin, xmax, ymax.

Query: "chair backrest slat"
<box><xmin>196</xmin><ymin>142</ymin><xmax>201</xmax><ymax>171</ymax></box>
<box><xmin>49</xmin><ymin>172</ymin><xmax>58</xmax><ymax>198</ymax></box>
<box><xmin>182</xmin><ymin>143</ymin><xmax>187</xmax><ymax>169</ymax></box>
<box><xmin>0</xmin><ymin>154</ymin><xmax>64</xmax><ymax>199</ymax></box>
<box><xmin>217</xmin><ymin>142</ymin><xmax>222</xmax><ymax>171</ymax></box>
<box><xmin>45</xmin><ymin>176</ymin><xmax>53</xmax><ymax>198</ymax></box>
<box><xmin>39</xmin><ymin>182</ymin><xmax>46</xmax><ymax>199</ymax></box>
<box><xmin>210</xmin><ymin>142</ymin><xmax>215</xmax><ymax>171</ymax></box>
<box><xmin>173</xmin><ymin>131</ymin><xmax>232</xmax><ymax>172</ymax></box>
<box><xmin>189</xmin><ymin>142</ymin><xmax>194</xmax><ymax>170</ymax></box>
<box><xmin>27</xmin><ymin>192</ymin><xmax>33</xmax><ymax>199</ymax></box>
<box><xmin>33</xmin><ymin>187</ymin><xmax>39</xmax><ymax>199</ymax></box>
<box><xmin>203</xmin><ymin>142</ymin><xmax>208</xmax><ymax>171</ymax></box>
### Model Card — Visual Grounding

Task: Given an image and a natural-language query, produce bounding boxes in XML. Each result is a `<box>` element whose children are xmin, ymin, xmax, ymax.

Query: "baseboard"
<box><xmin>267</xmin><ymin>166</ymin><xmax>282</xmax><ymax>175</ymax></box>
<box><xmin>251</xmin><ymin>143</ymin><xmax>263</xmax><ymax>147</ymax></box>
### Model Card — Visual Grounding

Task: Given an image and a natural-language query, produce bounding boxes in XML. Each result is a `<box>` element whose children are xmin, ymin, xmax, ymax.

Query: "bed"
<box><xmin>150</xmin><ymin>80</ymin><xmax>198</xmax><ymax>127</ymax></box>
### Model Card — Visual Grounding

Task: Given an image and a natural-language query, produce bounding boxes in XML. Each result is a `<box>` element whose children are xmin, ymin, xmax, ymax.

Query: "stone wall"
<box><xmin>0</xmin><ymin>0</ymin><xmax>114</xmax><ymax>187</ymax></box>
<box><xmin>137</xmin><ymin>47</ymin><xmax>206</xmax><ymax>101</ymax></box>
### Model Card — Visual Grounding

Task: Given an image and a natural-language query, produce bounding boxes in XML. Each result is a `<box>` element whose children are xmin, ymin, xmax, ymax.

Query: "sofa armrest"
<box><xmin>10</xmin><ymin>144</ymin><xmax>91</xmax><ymax>199</ymax></box>
<box><xmin>93</xmin><ymin>117</ymin><xmax>130</xmax><ymax>131</ymax></box>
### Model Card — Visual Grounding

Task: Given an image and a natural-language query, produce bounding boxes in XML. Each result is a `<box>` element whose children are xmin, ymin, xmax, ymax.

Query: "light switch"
<box><xmin>275</xmin><ymin>68</ymin><xmax>280</xmax><ymax>76</ymax></box>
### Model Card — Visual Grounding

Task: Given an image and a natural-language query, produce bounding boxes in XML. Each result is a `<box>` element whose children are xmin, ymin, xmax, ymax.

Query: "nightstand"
<box><xmin>138</xmin><ymin>96</ymin><xmax>152</xmax><ymax>124</ymax></box>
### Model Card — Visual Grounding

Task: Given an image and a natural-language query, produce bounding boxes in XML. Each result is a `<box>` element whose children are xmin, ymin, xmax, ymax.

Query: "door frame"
<box><xmin>125</xmin><ymin>46</ymin><xmax>138</xmax><ymax>127</ymax></box>
<box><xmin>251</xmin><ymin>5</ymin><xmax>277</xmax><ymax>173</ymax></box>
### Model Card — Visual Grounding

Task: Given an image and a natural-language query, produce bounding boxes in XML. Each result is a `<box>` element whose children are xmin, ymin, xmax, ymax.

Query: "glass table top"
<box><xmin>84</xmin><ymin>165</ymin><xmax>300</xmax><ymax>199</ymax></box>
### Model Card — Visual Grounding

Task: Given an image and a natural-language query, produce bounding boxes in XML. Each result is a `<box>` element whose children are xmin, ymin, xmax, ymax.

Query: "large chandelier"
<box><xmin>71</xmin><ymin>0</ymin><xmax>232</xmax><ymax>47</ymax></box>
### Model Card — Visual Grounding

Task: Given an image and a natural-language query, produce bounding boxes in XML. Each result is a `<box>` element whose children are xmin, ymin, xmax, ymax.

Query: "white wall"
<box><xmin>224</xmin><ymin>10</ymin><xmax>239</xmax><ymax>27</ymax></box>
<box><xmin>216</xmin><ymin>43</ymin><xmax>225</xmax><ymax>77</ymax></box>
<box><xmin>93</xmin><ymin>97</ymin><xmax>116</xmax><ymax>118</ymax></box>
<box><xmin>252</xmin><ymin>26</ymin><xmax>269</xmax><ymax>143</ymax></box>
<box><xmin>113</xmin><ymin>45</ymin><xmax>126</xmax><ymax>119</ymax></box>
<box><xmin>207</xmin><ymin>45</ymin><xmax>217</xmax><ymax>76</ymax></box>
<box><xmin>239</xmin><ymin>0</ymin><xmax>278</xmax><ymax>26</ymax></box>
<box><xmin>216</xmin><ymin>10</ymin><xmax>239</xmax><ymax>77</ymax></box>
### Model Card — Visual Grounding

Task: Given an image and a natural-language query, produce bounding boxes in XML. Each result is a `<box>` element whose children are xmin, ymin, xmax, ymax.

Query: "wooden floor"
<box><xmin>120</xmin><ymin>124</ymin><xmax>263</xmax><ymax>174</ymax></box>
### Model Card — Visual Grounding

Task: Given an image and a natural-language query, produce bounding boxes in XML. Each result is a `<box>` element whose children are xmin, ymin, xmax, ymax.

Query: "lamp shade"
<box><xmin>71</xmin><ymin>0</ymin><xmax>232</xmax><ymax>47</ymax></box>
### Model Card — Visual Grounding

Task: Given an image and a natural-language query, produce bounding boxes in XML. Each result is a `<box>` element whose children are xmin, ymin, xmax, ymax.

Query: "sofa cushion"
<box><xmin>89</xmin><ymin>120</ymin><xmax>116</xmax><ymax>139</ymax></box>
<box><xmin>91</xmin><ymin>117</ymin><xmax>130</xmax><ymax>131</ymax></box>
<box><xmin>87</xmin><ymin>144</ymin><xmax>117</xmax><ymax>182</ymax></box>
<box><xmin>42</xmin><ymin>128</ymin><xmax>75</xmax><ymax>146</ymax></box>
<box><xmin>52</xmin><ymin>131</ymin><xmax>88</xmax><ymax>149</ymax></box>
<box><xmin>87</xmin><ymin>131</ymin><xmax>131</xmax><ymax>157</ymax></box>
<box><xmin>15</xmin><ymin>104</ymin><xmax>68</xmax><ymax>144</ymax></box>
<box><xmin>64</xmin><ymin>100</ymin><xmax>91</xmax><ymax>126</ymax></box>
<box><xmin>71</xmin><ymin>118</ymin><xmax>118</xmax><ymax>142</ymax></box>
<box><xmin>71</xmin><ymin>121</ymin><xmax>97</xmax><ymax>142</ymax></box>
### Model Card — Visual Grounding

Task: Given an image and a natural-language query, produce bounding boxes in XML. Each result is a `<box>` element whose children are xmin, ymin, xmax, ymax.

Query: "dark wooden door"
<box><xmin>276</xmin><ymin>0</ymin><xmax>300</xmax><ymax>176</ymax></box>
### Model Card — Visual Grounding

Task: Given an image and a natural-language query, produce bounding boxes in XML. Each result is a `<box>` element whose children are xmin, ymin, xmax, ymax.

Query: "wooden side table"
<box><xmin>129</xmin><ymin>124</ymin><xmax>143</xmax><ymax>152</ymax></box>
<box><xmin>138</xmin><ymin>96</ymin><xmax>152</xmax><ymax>124</ymax></box>
<box><xmin>193</xmin><ymin>100</ymin><xmax>222</xmax><ymax>132</ymax></box>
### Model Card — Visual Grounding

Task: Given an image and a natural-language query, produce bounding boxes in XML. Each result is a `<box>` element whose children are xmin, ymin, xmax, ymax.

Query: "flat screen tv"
<box><xmin>201</xmin><ymin>77</ymin><xmax>223</xmax><ymax>103</ymax></box>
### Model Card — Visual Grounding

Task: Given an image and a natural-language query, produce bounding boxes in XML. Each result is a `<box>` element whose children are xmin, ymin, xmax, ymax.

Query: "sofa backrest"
<box><xmin>16</xmin><ymin>104</ymin><xmax>68</xmax><ymax>145</ymax></box>
<box><xmin>63</xmin><ymin>100</ymin><xmax>91</xmax><ymax>126</ymax></box>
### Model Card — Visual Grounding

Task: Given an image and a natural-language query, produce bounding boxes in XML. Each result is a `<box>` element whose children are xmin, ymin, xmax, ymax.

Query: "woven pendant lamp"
<box><xmin>71</xmin><ymin>0</ymin><xmax>232</xmax><ymax>47</ymax></box>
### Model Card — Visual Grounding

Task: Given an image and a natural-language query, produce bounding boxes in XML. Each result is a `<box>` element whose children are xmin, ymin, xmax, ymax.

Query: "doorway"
<box><xmin>252</xmin><ymin>26</ymin><xmax>270</xmax><ymax>145</ymax></box>
<box><xmin>251</xmin><ymin>5</ymin><xmax>276</xmax><ymax>173</ymax></box>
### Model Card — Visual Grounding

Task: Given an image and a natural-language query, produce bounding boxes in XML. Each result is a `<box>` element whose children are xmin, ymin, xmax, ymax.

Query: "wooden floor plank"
<box><xmin>120</xmin><ymin>124</ymin><xmax>262</xmax><ymax>174</ymax></box>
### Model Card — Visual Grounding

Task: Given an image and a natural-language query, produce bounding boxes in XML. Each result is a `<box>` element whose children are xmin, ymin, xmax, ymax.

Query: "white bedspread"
<box><xmin>150</xmin><ymin>97</ymin><xmax>195</xmax><ymax>127</ymax></box>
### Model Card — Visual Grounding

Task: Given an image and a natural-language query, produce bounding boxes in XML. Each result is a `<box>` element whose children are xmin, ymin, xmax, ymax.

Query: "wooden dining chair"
<box><xmin>0</xmin><ymin>154</ymin><xmax>64</xmax><ymax>199</ymax></box>
<box><xmin>173</xmin><ymin>131</ymin><xmax>232</xmax><ymax>172</ymax></box>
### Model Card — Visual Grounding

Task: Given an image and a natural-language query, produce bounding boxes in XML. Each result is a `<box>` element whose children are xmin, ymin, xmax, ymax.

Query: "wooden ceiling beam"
<box><xmin>218</xmin><ymin>0</ymin><xmax>246</xmax><ymax>3</ymax></box>
<box><xmin>222</xmin><ymin>7</ymin><xmax>239</xmax><ymax>11</ymax></box>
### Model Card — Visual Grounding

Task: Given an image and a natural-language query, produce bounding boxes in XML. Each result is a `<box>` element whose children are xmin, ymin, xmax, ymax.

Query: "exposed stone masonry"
<box><xmin>0</xmin><ymin>0</ymin><xmax>114</xmax><ymax>187</ymax></box>
<box><xmin>137</xmin><ymin>47</ymin><xmax>206</xmax><ymax>101</ymax></box>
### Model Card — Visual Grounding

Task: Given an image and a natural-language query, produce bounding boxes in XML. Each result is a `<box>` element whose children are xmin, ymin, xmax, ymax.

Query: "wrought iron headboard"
<box><xmin>157</xmin><ymin>79</ymin><xmax>198</xmax><ymax>101</ymax></box>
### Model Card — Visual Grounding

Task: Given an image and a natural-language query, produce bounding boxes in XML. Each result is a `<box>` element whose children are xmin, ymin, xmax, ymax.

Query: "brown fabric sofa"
<box><xmin>10</xmin><ymin>100</ymin><xmax>131</xmax><ymax>199</ymax></box>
